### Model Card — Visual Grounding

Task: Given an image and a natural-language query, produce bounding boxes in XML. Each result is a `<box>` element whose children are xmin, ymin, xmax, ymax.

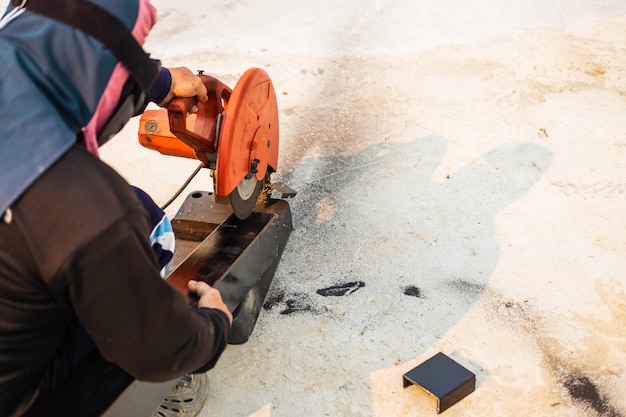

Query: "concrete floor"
<box><xmin>101</xmin><ymin>1</ymin><xmax>626</xmax><ymax>416</ymax></box>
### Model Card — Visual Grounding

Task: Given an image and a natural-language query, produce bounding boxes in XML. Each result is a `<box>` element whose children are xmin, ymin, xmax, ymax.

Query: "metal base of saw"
<box><xmin>24</xmin><ymin>194</ymin><xmax>292</xmax><ymax>417</ymax></box>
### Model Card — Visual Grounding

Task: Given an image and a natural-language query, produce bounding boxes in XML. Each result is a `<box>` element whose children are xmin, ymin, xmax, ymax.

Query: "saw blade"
<box><xmin>229</xmin><ymin>175</ymin><xmax>262</xmax><ymax>220</ymax></box>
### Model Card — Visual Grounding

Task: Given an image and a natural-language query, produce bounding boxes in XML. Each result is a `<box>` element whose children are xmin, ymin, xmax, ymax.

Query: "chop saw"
<box><xmin>138</xmin><ymin>67</ymin><xmax>281</xmax><ymax>219</ymax></box>
<box><xmin>137</xmin><ymin>67</ymin><xmax>293</xmax><ymax>344</ymax></box>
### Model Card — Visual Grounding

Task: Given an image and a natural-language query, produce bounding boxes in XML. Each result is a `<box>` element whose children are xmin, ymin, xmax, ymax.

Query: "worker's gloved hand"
<box><xmin>188</xmin><ymin>280</ymin><xmax>233</xmax><ymax>325</ymax></box>
<box><xmin>158</xmin><ymin>67</ymin><xmax>208</xmax><ymax>113</ymax></box>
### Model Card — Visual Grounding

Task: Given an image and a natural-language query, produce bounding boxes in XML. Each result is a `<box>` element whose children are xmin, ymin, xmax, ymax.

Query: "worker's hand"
<box><xmin>158</xmin><ymin>67</ymin><xmax>208</xmax><ymax>113</ymax></box>
<box><xmin>188</xmin><ymin>280</ymin><xmax>233</xmax><ymax>325</ymax></box>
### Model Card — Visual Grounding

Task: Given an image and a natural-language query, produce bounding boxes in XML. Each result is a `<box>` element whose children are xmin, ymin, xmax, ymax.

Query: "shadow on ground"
<box><xmin>252</xmin><ymin>136</ymin><xmax>553</xmax><ymax>416</ymax></box>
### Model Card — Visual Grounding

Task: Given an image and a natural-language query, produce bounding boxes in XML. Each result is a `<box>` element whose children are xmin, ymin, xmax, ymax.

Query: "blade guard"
<box><xmin>215</xmin><ymin>68</ymin><xmax>279</xmax><ymax>197</ymax></box>
<box><xmin>137</xmin><ymin>68</ymin><xmax>279</xmax><ymax>198</ymax></box>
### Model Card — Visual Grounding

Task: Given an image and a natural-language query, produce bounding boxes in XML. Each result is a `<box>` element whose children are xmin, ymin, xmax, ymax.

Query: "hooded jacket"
<box><xmin>0</xmin><ymin>0</ymin><xmax>156</xmax><ymax>215</ymax></box>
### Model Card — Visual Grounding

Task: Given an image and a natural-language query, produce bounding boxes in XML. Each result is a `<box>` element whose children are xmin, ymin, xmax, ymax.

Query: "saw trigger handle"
<box><xmin>166</xmin><ymin>75</ymin><xmax>232</xmax><ymax>163</ymax></box>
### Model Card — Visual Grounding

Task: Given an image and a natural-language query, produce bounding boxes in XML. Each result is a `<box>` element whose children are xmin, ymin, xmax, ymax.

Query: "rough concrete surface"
<box><xmin>99</xmin><ymin>1</ymin><xmax>626</xmax><ymax>416</ymax></box>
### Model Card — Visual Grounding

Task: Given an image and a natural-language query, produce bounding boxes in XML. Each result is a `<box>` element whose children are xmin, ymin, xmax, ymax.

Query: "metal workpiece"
<box><xmin>166</xmin><ymin>192</ymin><xmax>293</xmax><ymax>344</ymax></box>
<box><xmin>403</xmin><ymin>353</ymin><xmax>476</xmax><ymax>414</ymax></box>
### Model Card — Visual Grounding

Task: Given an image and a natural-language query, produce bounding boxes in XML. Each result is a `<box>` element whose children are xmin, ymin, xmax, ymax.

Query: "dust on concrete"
<box><xmin>270</xmin><ymin>17</ymin><xmax>626</xmax><ymax>184</ymax></box>
<box><xmin>478</xmin><ymin>286</ymin><xmax>626</xmax><ymax>417</ymax></box>
<box><xmin>559</xmin><ymin>372</ymin><xmax>621</xmax><ymax>417</ymax></box>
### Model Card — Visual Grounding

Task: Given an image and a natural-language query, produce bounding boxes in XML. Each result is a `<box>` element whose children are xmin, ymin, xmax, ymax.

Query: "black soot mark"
<box><xmin>263</xmin><ymin>291</ymin><xmax>312</xmax><ymax>315</ymax></box>
<box><xmin>263</xmin><ymin>292</ymin><xmax>285</xmax><ymax>310</ymax></box>
<box><xmin>562</xmin><ymin>374</ymin><xmax>620</xmax><ymax>417</ymax></box>
<box><xmin>317</xmin><ymin>281</ymin><xmax>365</xmax><ymax>297</ymax></box>
<box><xmin>403</xmin><ymin>286</ymin><xmax>422</xmax><ymax>298</ymax></box>
<box><xmin>448</xmin><ymin>278</ymin><xmax>485</xmax><ymax>298</ymax></box>
<box><xmin>281</xmin><ymin>299</ymin><xmax>312</xmax><ymax>315</ymax></box>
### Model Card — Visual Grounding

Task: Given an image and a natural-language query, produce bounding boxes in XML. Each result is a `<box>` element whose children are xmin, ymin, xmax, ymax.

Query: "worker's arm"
<box><xmin>31</xmin><ymin>147</ymin><xmax>232</xmax><ymax>381</ymax></box>
<box><xmin>68</xmin><ymin>204</ymin><xmax>232</xmax><ymax>380</ymax></box>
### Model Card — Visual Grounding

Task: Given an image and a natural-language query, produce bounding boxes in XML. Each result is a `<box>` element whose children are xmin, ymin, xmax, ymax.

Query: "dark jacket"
<box><xmin>0</xmin><ymin>145</ymin><xmax>231</xmax><ymax>416</ymax></box>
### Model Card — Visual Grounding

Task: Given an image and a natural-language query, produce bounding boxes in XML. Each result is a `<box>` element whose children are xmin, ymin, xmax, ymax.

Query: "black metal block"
<box><xmin>403</xmin><ymin>352</ymin><xmax>475</xmax><ymax>414</ymax></box>
<box><xmin>165</xmin><ymin>194</ymin><xmax>292</xmax><ymax>344</ymax></box>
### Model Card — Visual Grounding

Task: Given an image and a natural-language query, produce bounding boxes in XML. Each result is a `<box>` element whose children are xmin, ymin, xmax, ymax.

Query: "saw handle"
<box><xmin>167</xmin><ymin>75</ymin><xmax>232</xmax><ymax>155</ymax></box>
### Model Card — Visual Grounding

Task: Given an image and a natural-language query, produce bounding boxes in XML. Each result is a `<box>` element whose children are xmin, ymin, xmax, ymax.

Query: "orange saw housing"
<box><xmin>138</xmin><ymin>68</ymin><xmax>279</xmax><ymax>198</ymax></box>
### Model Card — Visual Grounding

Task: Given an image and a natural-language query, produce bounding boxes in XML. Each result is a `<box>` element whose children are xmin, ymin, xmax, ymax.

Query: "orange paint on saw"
<box><xmin>138</xmin><ymin>109</ymin><xmax>197</xmax><ymax>160</ymax></box>
<box><xmin>216</xmin><ymin>68</ymin><xmax>279</xmax><ymax>196</ymax></box>
<box><xmin>137</xmin><ymin>68</ymin><xmax>279</xmax><ymax>198</ymax></box>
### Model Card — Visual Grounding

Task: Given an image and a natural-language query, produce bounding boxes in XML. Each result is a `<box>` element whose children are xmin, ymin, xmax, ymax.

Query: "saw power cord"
<box><xmin>160</xmin><ymin>163</ymin><xmax>203</xmax><ymax>210</ymax></box>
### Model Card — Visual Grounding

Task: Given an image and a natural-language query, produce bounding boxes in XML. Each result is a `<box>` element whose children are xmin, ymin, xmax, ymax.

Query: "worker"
<box><xmin>0</xmin><ymin>1</ymin><xmax>232</xmax><ymax>416</ymax></box>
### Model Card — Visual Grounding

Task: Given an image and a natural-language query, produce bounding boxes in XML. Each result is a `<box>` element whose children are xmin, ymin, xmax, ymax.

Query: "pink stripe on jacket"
<box><xmin>82</xmin><ymin>0</ymin><xmax>157</xmax><ymax>156</ymax></box>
